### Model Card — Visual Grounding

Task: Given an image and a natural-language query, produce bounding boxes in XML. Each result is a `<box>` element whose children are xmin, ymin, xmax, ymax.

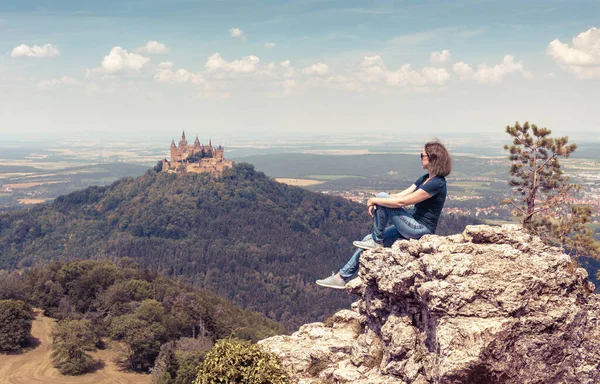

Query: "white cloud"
<box><xmin>260</xmin><ymin>60</ymin><xmax>295</xmax><ymax>81</ymax></box>
<box><xmin>279</xmin><ymin>60</ymin><xmax>294</xmax><ymax>78</ymax></box>
<box><xmin>357</xmin><ymin>55</ymin><xmax>388</xmax><ymax>83</ymax></box>
<box><xmin>155</xmin><ymin>62</ymin><xmax>189</xmax><ymax>83</ymax></box>
<box><xmin>354</xmin><ymin>55</ymin><xmax>450</xmax><ymax>89</ymax></box>
<box><xmin>544</xmin><ymin>72</ymin><xmax>556</xmax><ymax>79</ymax></box>
<box><xmin>547</xmin><ymin>27</ymin><xmax>600</xmax><ymax>79</ymax></box>
<box><xmin>205</xmin><ymin>53</ymin><xmax>260</xmax><ymax>73</ymax></box>
<box><xmin>452</xmin><ymin>61</ymin><xmax>474</xmax><ymax>80</ymax></box>
<box><xmin>154</xmin><ymin>62</ymin><xmax>204</xmax><ymax>84</ymax></box>
<box><xmin>95</xmin><ymin>47</ymin><xmax>150</xmax><ymax>74</ymax></box>
<box><xmin>430</xmin><ymin>50</ymin><xmax>451</xmax><ymax>66</ymax></box>
<box><xmin>387</xmin><ymin>65</ymin><xmax>450</xmax><ymax>87</ymax></box>
<box><xmin>229</xmin><ymin>28</ymin><xmax>246</xmax><ymax>40</ymax></box>
<box><xmin>302</xmin><ymin>63</ymin><xmax>329</xmax><ymax>75</ymax></box>
<box><xmin>421</xmin><ymin>67</ymin><xmax>452</xmax><ymax>86</ymax></box>
<box><xmin>37</xmin><ymin>76</ymin><xmax>79</xmax><ymax>90</ymax></box>
<box><xmin>452</xmin><ymin>55</ymin><xmax>530</xmax><ymax>84</ymax></box>
<box><xmin>522</xmin><ymin>71</ymin><xmax>534</xmax><ymax>80</ymax></box>
<box><xmin>137</xmin><ymin>41</ymin><xmax>169</xmax><ymax>54</ymax></box>
<box><xmin>264</xmin><ymin>42</ymin><xmax>277</xmax><ymax>48</ymax></box>
<box><xmin>11</xmin><ymin>43</ymin><xmax>60</xmax><ymax>58</ymax></box>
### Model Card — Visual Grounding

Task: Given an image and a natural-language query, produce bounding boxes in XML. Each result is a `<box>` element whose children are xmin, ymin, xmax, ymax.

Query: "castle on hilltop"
<box><xmin>160</xmin><ymin>131</ymin><xmax>234</xmax><ymax>174</ymax></box>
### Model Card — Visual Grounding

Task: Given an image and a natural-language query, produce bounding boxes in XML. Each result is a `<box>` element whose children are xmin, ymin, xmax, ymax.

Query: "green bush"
<box><xmin>51</xmin><ymin>319</ymin><xmax>97</xmax><ymax>375</ymax></box>
<box><xmin>0</xmin><ymin>299</ymin><xmax>33</xmax><ymax>352</ymax></box>
<box><xmin>152</xmin><ymin>337</ymin><xmax>213</xmax><ymax>384</ymax></box>
<box><xmin>195</xmin><ymin>338</ymin><xmax>290</xmax><ymax>384</ymax></box>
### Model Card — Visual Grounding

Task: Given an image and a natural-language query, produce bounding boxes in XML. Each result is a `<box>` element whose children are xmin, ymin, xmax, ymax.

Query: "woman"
<box><xmin>316</xmin><ymin>140</ymin><xmax>452</xmax><ymax>289</ymax></box>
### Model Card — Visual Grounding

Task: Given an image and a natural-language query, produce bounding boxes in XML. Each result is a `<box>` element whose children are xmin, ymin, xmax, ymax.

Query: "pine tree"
<box><xmin>503</xmin><ymin>121</ymin><xmax>599</xmax><ymax>257</ymax></box>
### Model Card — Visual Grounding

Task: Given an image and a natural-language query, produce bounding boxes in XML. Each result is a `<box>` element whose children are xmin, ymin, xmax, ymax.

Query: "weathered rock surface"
<box><xmin>259</xmin><ymin>225</ymin><xmax>600</xmax><ymax>383</ymax></box>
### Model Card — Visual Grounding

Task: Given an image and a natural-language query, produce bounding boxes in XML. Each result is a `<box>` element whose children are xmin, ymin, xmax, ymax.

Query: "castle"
<box><xmin>160</xmin><ymin>131</ymin><xmax>234</xmax><ymax>174</ymax></box>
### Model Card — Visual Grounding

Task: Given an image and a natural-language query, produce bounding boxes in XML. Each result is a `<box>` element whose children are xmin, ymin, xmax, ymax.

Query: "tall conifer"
<box><xmin>503</xmin><ymin>121</ymin><xmax>599</xmax><ymax>257</ymax></box>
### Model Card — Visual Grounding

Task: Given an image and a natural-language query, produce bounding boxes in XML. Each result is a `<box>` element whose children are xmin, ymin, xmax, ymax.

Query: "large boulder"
<box><xmin>259</xmin><ymin>225</ymin><xmax>600</xmax><ymax>383</ymax></box>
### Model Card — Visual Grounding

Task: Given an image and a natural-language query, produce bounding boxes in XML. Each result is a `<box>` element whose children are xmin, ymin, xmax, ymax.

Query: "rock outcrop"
<box><xmin>259</xmin><ymin>225</ymin><xmax>600</xmax><ymax>383</ymax></box>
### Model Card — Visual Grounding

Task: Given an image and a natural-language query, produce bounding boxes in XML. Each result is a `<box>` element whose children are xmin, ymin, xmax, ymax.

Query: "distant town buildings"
<box><xmin>0</xmin><ymin>184</ymin><xmax>13</xmax><ymax>193</ymax></box>
<box><xmin>160</xmin><ymin>131</ymin><xmax>234</xmax><ymax>174</ymax></box>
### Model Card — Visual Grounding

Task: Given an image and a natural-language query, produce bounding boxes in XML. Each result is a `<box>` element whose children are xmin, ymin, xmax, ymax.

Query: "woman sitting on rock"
<box><xmin>317</xmin><ymin>140</ymin><xmax>452</xmax><ymax>289</ymax></box>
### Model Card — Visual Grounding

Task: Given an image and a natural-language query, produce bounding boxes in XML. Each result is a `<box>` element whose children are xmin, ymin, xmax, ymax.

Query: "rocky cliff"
<box><xmin>259</xmin><ymin>225</ymin><xmax>600</xmax><ymax>383</ymax></box>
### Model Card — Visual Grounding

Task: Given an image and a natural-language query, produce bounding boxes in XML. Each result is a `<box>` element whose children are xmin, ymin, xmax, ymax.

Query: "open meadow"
<box><xmin>0</xmin><ymin>310</ymin><xmax>149</xmax><ymax>384</ymax></box>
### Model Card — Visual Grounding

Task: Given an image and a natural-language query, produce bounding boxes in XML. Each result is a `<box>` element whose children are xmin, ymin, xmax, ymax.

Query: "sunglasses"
<box><xmin>420</xmin><ymin>153</ymin><xmax>428</xmax><ymax>159</ymax></box>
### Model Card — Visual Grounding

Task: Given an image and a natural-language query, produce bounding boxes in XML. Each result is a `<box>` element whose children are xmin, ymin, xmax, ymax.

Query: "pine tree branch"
<box><xmin>512</xmin><ymin>134</ymin><xmax>529</xmax><ymax>148</ymax></box>
<box><xmin>535</xmin><ymin>152</ymin><xmax>557</xmax><ymax>173</ymax></box>
<box><xmin>507</xmin><ymin>199</ymin><xmax>527</xmax><ymax>215</ymax></box>
<box><xmin>528</xmin><ymin>189</ymin><xmax>571</xmax><ymax>217</ymax></box>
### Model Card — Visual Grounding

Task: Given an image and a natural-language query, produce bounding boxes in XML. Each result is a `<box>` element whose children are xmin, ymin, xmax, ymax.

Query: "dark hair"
<box><xmin>424</xmin><ymin>140</ymin><xmax>451</xmax><ymax>177</ymax></box>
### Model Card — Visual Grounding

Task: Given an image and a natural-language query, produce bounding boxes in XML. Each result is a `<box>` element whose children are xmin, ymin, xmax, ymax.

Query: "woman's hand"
<box><xmin>367</xmin><ymin>198</ymin><xmax>377</xmax><ymax>217</ymax></box>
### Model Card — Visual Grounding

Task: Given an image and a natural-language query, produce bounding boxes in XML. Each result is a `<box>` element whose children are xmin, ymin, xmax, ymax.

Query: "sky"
<box><xmin>1</xmin><ymin>0</ymin><xmax>599</xmax><ymax>142</ymax></box>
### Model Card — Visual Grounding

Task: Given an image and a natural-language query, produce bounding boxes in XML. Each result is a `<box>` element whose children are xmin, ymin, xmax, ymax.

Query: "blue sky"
<box><xmin>1</xmin><ymin>0</ymin><xmax>599</xmax><ymax>142</ymax></box>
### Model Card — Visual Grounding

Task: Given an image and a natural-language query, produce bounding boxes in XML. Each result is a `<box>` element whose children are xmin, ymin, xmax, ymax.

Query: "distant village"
<box><xmin>1</xmin><ymin>185</ymin><xmax>13</xmax><ymax>193</ymax></box>
<box><xmin>159</xmin><ymin>131</ymin><xmax>234</xmax><ymax>174</ymax></box>
<box><xmin>321</xmin><ymin>173</ymin><xmax>600</xmax><ymax>224</ymax></box>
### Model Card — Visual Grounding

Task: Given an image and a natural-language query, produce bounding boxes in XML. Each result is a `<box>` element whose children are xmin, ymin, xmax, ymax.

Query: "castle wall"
<box><xmin>166</xmin><ymin>139</ymin><xmax>232</xmax><ymax>175</ymax></box>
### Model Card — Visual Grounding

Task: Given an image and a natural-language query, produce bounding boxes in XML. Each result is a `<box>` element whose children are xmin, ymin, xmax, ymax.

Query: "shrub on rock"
<box><xmin>195</xmin><ymin>338</ymin><xmax>290</xmax><ymax>384</ymax></box>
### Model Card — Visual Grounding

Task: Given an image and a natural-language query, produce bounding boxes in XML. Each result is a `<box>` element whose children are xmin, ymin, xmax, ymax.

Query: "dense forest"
<box><xmin>0</xmin><ymin>163</ymin><xmax>482</xmax><ymax>330</ymax></box>
<box><xmin>0</xmin><ymin>259</ymin><xmax>283</xmax><ymax>378</ymax></box>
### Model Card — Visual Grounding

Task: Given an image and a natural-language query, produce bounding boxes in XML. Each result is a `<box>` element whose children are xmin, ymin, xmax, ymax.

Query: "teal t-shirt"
<box><xmin>412</xmin><ymin>174</ymin><xmax>447</xmax><ymax>233</ymax></box>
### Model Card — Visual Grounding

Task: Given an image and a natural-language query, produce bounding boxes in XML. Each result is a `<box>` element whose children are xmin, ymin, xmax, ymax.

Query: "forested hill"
<box><xmin>0</xmin><ymin>163</ymin><xmax>481</xmax><ymax>330</ymax></box>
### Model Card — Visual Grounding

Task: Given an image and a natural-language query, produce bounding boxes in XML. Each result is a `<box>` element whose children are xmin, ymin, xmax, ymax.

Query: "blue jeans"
<box><xmin>372</xmin><ymin>202</ymin><xmax>431</xmax><ymax>243</ymax></box>
<box><xmin>338</xmin><ymin>192</ymin><xmax>431</xmax><ymax>281</ymax></box>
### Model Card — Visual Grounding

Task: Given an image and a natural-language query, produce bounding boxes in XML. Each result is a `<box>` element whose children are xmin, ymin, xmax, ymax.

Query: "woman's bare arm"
<box><xmin>366</xmin><ymin>189</ymin><xmax>432</xmax><ymax>215</ymax></box>
<box><xmin>390</xmin><ymin>184</ymin><xmax>417</xmax><ymax>198</ymax></box>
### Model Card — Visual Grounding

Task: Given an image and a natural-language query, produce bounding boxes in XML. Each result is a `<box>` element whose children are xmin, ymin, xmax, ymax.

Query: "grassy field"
<box><xmin>0</xmin><ymin>310</ymin><xmax>149</xmax><ymax>384</ymax></box>
<box><xmin>17</xmin><ymin>198</ymin><xmax>51</xmax><ymax>205</ymax></box>
<box><xmin>450</xmin><ymin>181</ymin><xmax>494</xmax><ymax>190</ymax></box>
<box><xmin>275</xmin><ymin>178</ymin><xmax>324</xmax><ymax>186</ymax></box>
<box><xmin>305</xmin><ymin>174</ymin><xmax>365</xmax><ymax>181</ymax></box>
<box><xmin>5</xmin><ymin>181</ymin><xmax>67</xmax><ymax>189</ymax></box>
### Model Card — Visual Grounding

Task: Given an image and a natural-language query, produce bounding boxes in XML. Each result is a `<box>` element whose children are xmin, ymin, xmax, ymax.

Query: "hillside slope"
<box><xmin>0</xmin><ymin>164</ymin><xmax>370</xmax><ymax>330</ymax></box>
<box><xmin>0</xmin><ymin>164</ymin><xmax>482</xmax><ymax>330</ymax></box>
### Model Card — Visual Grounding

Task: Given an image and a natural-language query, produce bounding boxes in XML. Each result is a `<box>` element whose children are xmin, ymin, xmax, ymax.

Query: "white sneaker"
<box><xmin>316</xmin><ymin>273</ymin><xmax>346</xmax><ymax>289</ymax></box>
<box><xmin>353</xmin><ymin>238</ymin><xmax>383</xmax><ymax>250</ymax></box>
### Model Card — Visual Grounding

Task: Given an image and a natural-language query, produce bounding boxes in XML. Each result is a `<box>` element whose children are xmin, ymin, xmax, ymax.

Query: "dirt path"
<box><xmin>0</xmin><ymin>310</ymin><xmax>149</xmax><ymax>384</ymax></box>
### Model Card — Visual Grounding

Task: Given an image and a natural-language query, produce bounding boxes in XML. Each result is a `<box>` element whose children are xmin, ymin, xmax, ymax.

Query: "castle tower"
<box><xmin>170</xmin><ymin>139</ymin><xmax>178</xmax><ymax>162</ymax></box>
<box><xmin>179</xmin><ymin>131</ymin><xmax>188</xmax><ymax>147</ymax></box>
<box><xmin>194</xmin><ymin>135</ymin><xmax>201</xmax><ymax>148</ymax></box>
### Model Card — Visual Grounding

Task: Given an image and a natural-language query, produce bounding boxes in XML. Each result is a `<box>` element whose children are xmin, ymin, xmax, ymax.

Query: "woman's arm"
<box><xmin>390</xmin><ymin>184</ymin><xmax>417</xmax><ymax>198</ymax></box>
<box><xmin>367</xmin><ymin>189</ymin><xmax>432</xmax><ymax>215</ymax></box>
